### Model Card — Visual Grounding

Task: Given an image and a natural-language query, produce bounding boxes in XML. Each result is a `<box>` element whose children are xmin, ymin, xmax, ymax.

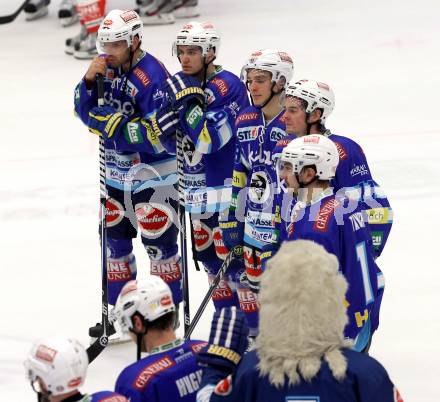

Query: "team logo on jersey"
<box><xmin>146</xmin><ymin>246</ymin><xmax>163</xmax><ymax>261</ymax></box>
<box><xmin>192</xmin><ymin>221</ymin><xmax>213</xmax><ymax>251</ymax></box>
<box><xmin>135</xmin><ymin>203</ymin><xmax>172</xmax><ymax>238</ymax></box>
<box><xmin>183</xmin><ymin>135</ymin><xmax>203</xmax><ymax>171</ymax></box>
<box><xmin>105</xmin><ymin>198</ymin><xmax>125</xmax><ymax>227</ymax></box>
<box><xmin>366</xmin><ymin>207</ymin><xmax>389</xmax><ymax>225</ymax></box>
<box><xmin>214</xmin><ymin>375</ymin><xmax>233</xmax><ymax>396</ymax></box>
<box><xmin>36</xmin><ymin>345</ymin><xmax>57</xmax><ymax>363</ymax></box>
<box><xmin>205</xmin><ymin>88</ymin><xmax>216</xmax><ymax>105</ymax></box>
<box><xmin>249</xmin><ymin>170</ymin><xmax>272</xmax><ymax>205</ymax></box>
<box><xmin>236</xmin><ymin>112</ymin><xmax>259</xmax><ymax>125</ymax></box>
<box><xmin>213</xmin><ymin>227</ymin><xmax>228</xmax><ymax>260</ymax></box>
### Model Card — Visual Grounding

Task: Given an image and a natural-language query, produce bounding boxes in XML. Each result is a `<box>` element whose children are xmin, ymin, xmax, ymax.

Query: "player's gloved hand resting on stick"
<box><xmin>197</xmin><ymin>307</ymin><xmax>249</xmax><ymax>374</ymax></box>
<box><xmin>163</xmin><ymin>72</ymin><xmax>205</xmax><ymax>112</ymax></box>
<box><xmin>88</xmin><ymin>105</ymin><xmax>128</xmax><ymax>141</ymax></box>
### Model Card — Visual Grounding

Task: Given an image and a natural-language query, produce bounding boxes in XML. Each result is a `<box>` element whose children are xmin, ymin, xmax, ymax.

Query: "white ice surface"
<box><xmin>1</xmin><ymin>0</ymin><xmax>440</xmax><ymax>400</ymax></box>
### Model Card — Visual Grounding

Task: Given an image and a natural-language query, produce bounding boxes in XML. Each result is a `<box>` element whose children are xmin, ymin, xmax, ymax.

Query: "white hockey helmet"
<box><xmin>112</xmin><ymin>277</ymin><xmax>176</xmax><ymax>333</ymax></box>
<box><xmin>97</xmin><ymin>9</ymin><xmax>143</xmax><ymax>54</ymax></box>
<box><xmin>285</xmin><ymin>79</ymin><xmax>335</xmax><ymax>122</ymax></box>
<box><xmin>279</xmin><ymin>134</ymin><xmax>339</xmax><ymax>180</ymax></box>
<box><xmin>172</xmin><ymin>21</ymin><xmax>221</xmax><ymax>57</ymax></box>
<box><xmin>24</xmin><ymin>337</ymin><xmax>88</xmax><ymax>396</ymax></box>
<box><xmin>241</xmin><ymin>49</ymin><xmax>294</xmax><ymax>89</ymax></box>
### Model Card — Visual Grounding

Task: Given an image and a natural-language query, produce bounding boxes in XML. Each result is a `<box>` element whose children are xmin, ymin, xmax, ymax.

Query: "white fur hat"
<box><xmin>256</xmin><ymin>240</ymin><xmax>351</xmax><ymax>387</ymax></box>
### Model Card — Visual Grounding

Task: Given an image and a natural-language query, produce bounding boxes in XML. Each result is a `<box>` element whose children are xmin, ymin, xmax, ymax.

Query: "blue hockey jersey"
<box><xmin>115</xmin><ymin>339</ymin><xmax>207</xmax><ymax>402</ymax></box>
<box><xmin>225</xmin><ymin>106</ymin><xmax>288</xmax><ymax>250</ymax></box>
<box><xmin>171</xmin><ymin>66</ymin><xmax>249</xmax><ymax>213</ymax></box>
<box><xmin>278</xmin><ymin>188</ymin><xmax>384</xmax><ymax>351</ymax></box>
<box><xmin>74</xmin><ymin>52</ymin><xmax>177</xmax><ymax>191</ymax></box>
<box><xmin>275</xmin><ymin>130</ymin><xmax>393</xmax><ymax>257</ymax></box>
<box><xmin>198</xmin><ymin>348</ymin><xmax>402</xmax><ymax>402</ymax></box>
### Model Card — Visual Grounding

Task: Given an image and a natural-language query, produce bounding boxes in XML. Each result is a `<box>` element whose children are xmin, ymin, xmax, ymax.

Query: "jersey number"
<box><xmin>355</xmin><ymin>241</ymin><xmax>374</xmax><ymax>304</ymax></box>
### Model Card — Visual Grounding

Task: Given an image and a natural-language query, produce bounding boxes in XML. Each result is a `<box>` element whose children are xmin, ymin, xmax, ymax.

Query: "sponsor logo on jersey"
<box><xmin>135</xmin><ymin>203</ymin><xmax>172</xmax><ymax>237</ymax></box>
<box><xmin>366</xmin><ymin>207</ymin><xmax>389</xmax><ymax>224</ymax></box>
<box><xmin>192</xmin><ymin>221</ymin><xmax>213</xmax><ymax>251</ymax></box>
<box><xmin>348</xmin><ymin>212</ymin><xmax>366</xmax><ymax>231</ymax></box>
<box><xmin>313</xmin><ymin>198</ymin><xmax>339</xmax><ymax>232</ymax></box>
<box><xmin>134</xmin><ymin>356</ymin><xmax>176</xmax><ymax>390</ymax></box>
<box><xmin>371</xmin><ymin>231</ymin><xmax>383</xmax><ymax>250</ymax></box>
<box><xmin>108</xmin><ymin>259</ymin><xmax>133</xmax><ymax>282</ymax></box>
<box><xmin>36</xmin><ymin>345</ymin><xmax>57</xmax><ymax>363</ymax></box>
<box><xmin>269</xmin><ymin>127</ymin><xmax>286</xmax><ymax>142</ymax></box>
<box><xmin>133</xmin><ymin>67</ymin><xmax>150</xmax><ymax>87</ymax></box>
<box><xmin>125</xmin><ymin>80</ymin><xmax>139</xmax><ymax>98</ymax></box>
<box><xmin>232</xmin><ymin>170</ymin><xmax>247</xmax><ymax>188</ymax></box>
<box><xmin>125</xmin><ymin>122</ymin><xmax>143</xmax><ymax>144</ymax></box>
<box><xmin>190</xmin><ymin>341</ymin><xmax>208</xmax><ymax>354</ymax></box>
<box><xmin>214</xmin><ymin>375</ymin><xmax>233</xmax><ymax>396</ymax></box>
<box><xmin>186</xmin><ymin>104</ymin><xmax>204</xmax><ymax>129</ymax></box>
<box><xmin>213</xmin><ymin>227</ymin><xmax>229</xmax><ymax>260</ymax></box>
<box><xmin>226</xmin><ymin>101</ymin><xmax>240</xmax><ymax>119</ymax></box>
<box><xmin>334</xmin><ymin>141</ymin><xmax>348</xmax><ymax>161</ymax></box>
<box><xmin>237</xmin><ymin>287</ymin><xmax>260</xmax><ymax>312</ymax></box>
<box><xmin>204</xmin><ymin>88</ymin><xmax>216</xmax><ymax>105</ymax></box>
<box><xmin>105</xmin><ymin>198</ymin><xmax>125</xmax><ymax>227</ymax></box>
<box><xmin>236</xmin><ymin>112</ymin><xmax>259</xmax><ymax>125</ymax></box>
<box><xmin>350</xmin><ymin>164</ymin><xmax>369</xmax><ymax>177</ymax></box>
<box><xmin>175</xmin><ymin>369</ymin><xmax>203</xmax><ymax>398</ymax></box>
<box><xmin>210</xmin><ymin>78</ymin><xmax>229</xmax><ymax>96</ymax></box>
<box><xmin>237</xmin><ymin>126</ymin><xmax>261</xmax><ymax>142</ymax></box>
<box><xmin>211</xmin><ymin>278</ymin><xmax>233</xmax><ymax>300</ymax></box>
<box><xmin>151</xmin><ymin>259</ymin><xmax>181</xmax><ymax>282</ymax></box>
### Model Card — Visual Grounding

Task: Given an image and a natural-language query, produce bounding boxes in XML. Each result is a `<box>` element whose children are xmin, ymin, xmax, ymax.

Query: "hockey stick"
<box><xmin>176</xmin><ymin>128</ymin><xmax>191</xmax><ymax>336</ymax></box>
<box><xmin>0</xmin><ymin>0</ymin><xmax>31</xmax><ymax>24</ymax></box>
<box><xmin>85</xmin><ymin>74</ymin><xmax>114</xmax><ymax>364</ymax></box>
<box><xmin>184</xmin><ymin>245</ymin><xmax>242</xmax><ymax>340</ymax></box>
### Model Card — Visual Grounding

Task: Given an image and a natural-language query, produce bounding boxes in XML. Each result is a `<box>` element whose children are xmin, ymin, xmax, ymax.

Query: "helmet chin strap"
<box><xmin>201</xmin><ymin>54</ymin><xmax>216</xmax><ymax>90</ymax></box>
<box><xmin>130</xmin><ymin>313</ymin><xmax>148</xmax><ymax>361</ymax></box>
<box><xmin>120</xmin><ymin>40</ymin><xmax>141</xmax><ymax>99</ymax></box>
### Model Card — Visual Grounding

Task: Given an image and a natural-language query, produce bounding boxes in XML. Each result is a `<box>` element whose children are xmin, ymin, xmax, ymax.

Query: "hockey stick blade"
<box><xmin>0</xmin><ymin>0</ymin><xmax>31</xmax><ymax>24</ymax></box>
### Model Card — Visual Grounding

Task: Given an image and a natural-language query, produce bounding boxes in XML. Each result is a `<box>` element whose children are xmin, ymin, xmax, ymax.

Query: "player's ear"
<box><xmin>307</xmin><ymin>109</ymin><xmax>322</xmax><ymax>124</ymax></box>
<box><xmin>132</xmin><ymin>315</ymin><xmax>144</xmax><ymax>333</ymax></box>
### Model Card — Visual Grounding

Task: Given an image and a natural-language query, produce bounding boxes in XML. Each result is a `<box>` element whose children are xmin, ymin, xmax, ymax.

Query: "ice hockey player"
<box><xmin>152</xmin><ymin>21</ymin><xmax>249</xmax><ymax>313</ymax></box>
<box><xmin>24</xmin><ymin>0</ymin><xmax>79</xmax><ymax>26</ymax></box>
<box><xmin>275</xmin><ymin>134</ymin><xmax>384</xmax><ymax>352</ymax></box>
<box><xmin>75</xmin><ymin>9</ymin><xmax>181</xmax><ymax>340</ymax></box>
<box><xmin>64</xmin><ymin>0</ymin><xmax>107</xmax><ymax>59</ymax></box>
<box><xmin>112</xmin><ymin>276</ymin><xmax>208</xmax><ymax>401</ymax></box>
<box><xmin>278</xmin><ymin>79</ymin><xmax>393</xmax><ymax>258</ymax></box>
<box><xmin>24</xmin><ymin>336</ymin><xmax>129</xmax><ymax>401</ymax></box>
<box><xmin>196</xmin><ymin>241</ymin><xmax>403</xmax><ymax>402</ymax></box>
<box><xmin>136</xmin><ymin>0</ymin><xmax>200</xmax><ymax>25</ymax></box>
<box><xmin>218</xmin><ymin>49</ymin><xmax>294</xmax><ymax>336</ymax></box>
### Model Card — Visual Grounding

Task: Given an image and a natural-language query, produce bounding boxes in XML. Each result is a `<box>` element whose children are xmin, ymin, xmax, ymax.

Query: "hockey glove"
<box><xmin>164</xmin><ymin>72</ymin><xmax>205</xmax><ymax>111</ymax></box>
<box><xmin>197</xmin><ymin>307</ymin><xmax>249</xmax><ymax>374</ymax></box>
<box><xmin>219</xmin><ymin>220</ymin><xmax>245</xmax><ymax>252</ymax></box>
<box><xmin>88</xmin><ymin>106</ymin><xmax>128</xmax><ymax>140</ymax></box>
